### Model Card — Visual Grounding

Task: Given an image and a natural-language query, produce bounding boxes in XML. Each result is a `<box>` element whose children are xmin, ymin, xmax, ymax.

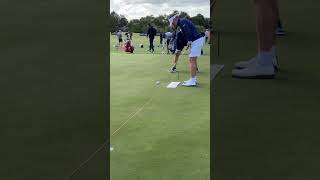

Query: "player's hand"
<box><xmin>187</xmin><ymin>41</ymin><xmax>192</xmax><ymax>46</ymax></box>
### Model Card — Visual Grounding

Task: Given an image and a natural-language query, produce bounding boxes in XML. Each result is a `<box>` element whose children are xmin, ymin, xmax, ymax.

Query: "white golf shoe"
<box><xmin>234</xmin><ymin>56</ymin><xmax>278</xmax><ymax>70</ymax></box>
<box><xmin>232</xmin><ymin>62</ymin><xmax>275</xmax><ymax>79</ymax></box>
<box><xmin>182</xmin><ymin>78</ymin><xmax>197</xmax><ymax>87</ymax></box>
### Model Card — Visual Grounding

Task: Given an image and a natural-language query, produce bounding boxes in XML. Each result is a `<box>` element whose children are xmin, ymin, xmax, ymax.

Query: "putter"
<box><xmin>217</xmin><ymin>31</ymin><xmax>220</xmax><ymax>57</ymax></box>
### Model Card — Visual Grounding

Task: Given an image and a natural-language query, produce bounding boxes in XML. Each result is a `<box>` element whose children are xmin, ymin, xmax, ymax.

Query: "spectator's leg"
<box><xmin>151</xmin><ymin>38</ymin><xmax>154</xmax><ymax>52</ymax></box>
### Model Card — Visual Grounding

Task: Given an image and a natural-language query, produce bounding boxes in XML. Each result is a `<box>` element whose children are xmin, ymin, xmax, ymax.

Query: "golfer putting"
<box><xmin>169</xmin><ymin>30</ymin><xmax>199</xmax><ymax>73</ymax></box>
<box><xmin>168</xmin><ymin>14</ymin><xmax>205</xmax><ymax>87</ymax></box>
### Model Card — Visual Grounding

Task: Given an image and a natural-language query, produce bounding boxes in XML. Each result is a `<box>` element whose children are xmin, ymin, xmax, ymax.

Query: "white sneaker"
<box><xmin>234</xmin><ymin>57</ymin><xmax>256</xmax><ymax>69</ymax></box>
<box><xmin>232</xmin><ymin>62</ymin><xmax>275</xmax><ymax>79</ymax></box>
<box><xmin>182</xmin><ymin>79</ymin><xmax>197</xmax><ymax>87</ymax></box>
<box><xmin>234</xmin><ymin>56</ymin><xmax>278</xmax><ymax>70</ymax></box>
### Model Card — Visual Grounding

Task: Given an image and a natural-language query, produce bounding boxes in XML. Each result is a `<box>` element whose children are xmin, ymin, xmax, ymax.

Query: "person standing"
<box><xmin>117</xmin><ymin>30</ymin><xmax>123</xmax><ymax>50</ymax></box>
<box><xmin>169</xmin><ymin>30</ymin><xmax>199</xmax><ymax>73</ymax></box>
<box><xmin>159</xmin><ymin>31</ymin><xmax>163</xmax><ymax>46</ymax></box>
<box><xmin>147</xmin><ymin>23</ymin><xmax>157</xmax><ymax>53</ymax></box>
<box><xmin>168</xmin><ymin>14</ymin><xmax>205</xmax><ymax>87</ymax></box>
<box><xmin>165</xmin><ymin>31</ymin><xmax>173</xmax><ymax>54</ymax></box>
<box><xmin>205</xmin><ymin>29</ymin><xmax>210</xmax><ymax>44</ymax></box>
<box><xmin>232</xmin><ymin>0</ymin><xmax>279</xmax><ymax>78</ymax></box>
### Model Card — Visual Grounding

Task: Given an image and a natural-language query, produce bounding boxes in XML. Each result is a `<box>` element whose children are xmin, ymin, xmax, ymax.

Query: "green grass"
<box><xmin>1</xmin><ymin>1</ymin><xmax>107</xmax><ymax>179</ymax></box>
<box><xmin>212</xmin><ymin>1</ymin><xmax>320</xmax><ymax>179</ymax></box>
<box><xmin>110</xmin><ymin>33</ymin><xmax>210</xmax><ymax>179</ymax></box>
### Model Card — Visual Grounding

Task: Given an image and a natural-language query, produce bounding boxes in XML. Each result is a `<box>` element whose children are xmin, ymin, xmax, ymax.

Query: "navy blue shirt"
<box><xmin>175</xmin><ymin>31</ymin><xmax>188</xmax><ymax>51</ymax></box>
<box><xmin>147</xmin><ymin>26</ymin><xmax>157</xmax><ymax>39</ymax></box>
<box><xmin>178</xmin><ymin>18</ymin><xmax>202</xmax><ymax>42</ymax></box>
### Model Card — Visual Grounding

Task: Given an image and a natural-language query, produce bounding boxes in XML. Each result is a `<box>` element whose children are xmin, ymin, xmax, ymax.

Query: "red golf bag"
<box><xmin>124</xmin><ymin>40</ymin><xmax>134</xmax><ymax>53</ymax></box>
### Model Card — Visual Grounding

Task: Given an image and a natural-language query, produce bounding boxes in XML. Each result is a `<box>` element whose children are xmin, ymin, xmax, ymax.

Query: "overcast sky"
<box><xmin>110</xmin><ymin>0</ymin><xmax>210</xmax><ymax>20</ymax></box>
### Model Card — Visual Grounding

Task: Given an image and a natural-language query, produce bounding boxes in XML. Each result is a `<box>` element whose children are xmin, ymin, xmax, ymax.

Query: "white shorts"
<box><xmin>189</xmin><ymin>37</ymin><xmax>205</xmax><ymax>58</ymax></box>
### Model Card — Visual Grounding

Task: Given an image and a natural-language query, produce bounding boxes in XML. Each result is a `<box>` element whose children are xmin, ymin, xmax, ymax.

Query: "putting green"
<box><xmin>111</xmin><ymin>33</ymin><xmax>210</xmax><ymax>179</ymax></box>
<box><xmin>1</xmin><ymin>1</ymin><xmax>107</xmax><ymax>179</ymax></box>
<box><xmin>212</xmin><ymin>1</ymin><xmax>320</xmax><ymax>179</ymax></box>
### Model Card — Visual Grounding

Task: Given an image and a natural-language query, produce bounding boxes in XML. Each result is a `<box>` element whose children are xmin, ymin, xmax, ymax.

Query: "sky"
<box><xmin>110</xmin><ymin>0</ymin><xmax>210</xmax><ymax>20</ymax></box>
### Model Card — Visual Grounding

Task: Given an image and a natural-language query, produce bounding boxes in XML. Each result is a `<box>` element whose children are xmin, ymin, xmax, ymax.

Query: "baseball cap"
<box><xmin>168</xmin><ymin>14</ymin><xmax>178</xmax><ymax>27</ymax></box>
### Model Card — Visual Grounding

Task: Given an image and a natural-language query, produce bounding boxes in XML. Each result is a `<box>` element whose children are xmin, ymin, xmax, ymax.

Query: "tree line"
<box><xmin>110</xmin><ymin>10</ymin><xmax>211</xmax><ymax>33</ymax></box>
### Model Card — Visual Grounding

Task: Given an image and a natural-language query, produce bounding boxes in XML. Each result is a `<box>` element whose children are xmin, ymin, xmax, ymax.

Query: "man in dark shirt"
<box><xmin>169</xmin><ymin>31</ymin><xmax>199</xmax><ymax>73</ymax></box>
<box><xmin>147</xmin><ymin>23</ymin><xmax>157</xmax><ymax>53</ymax></box>
<box><xmin>168</xmin><ymin>14</ymin><xmax>205</xmax><ymax>87</ymax></box>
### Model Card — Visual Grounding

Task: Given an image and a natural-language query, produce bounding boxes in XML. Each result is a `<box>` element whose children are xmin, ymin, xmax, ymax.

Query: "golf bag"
<box><xmin>124</xmin><ymin>40</ymin><xmax>134</xmax><ymax>53</ymax></box>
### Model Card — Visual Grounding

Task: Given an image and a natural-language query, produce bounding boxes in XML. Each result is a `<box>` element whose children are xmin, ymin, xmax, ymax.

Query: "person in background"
<box><xmin>168</xmin><ymin>31</ymin><xmax>177</xmax><ymax>54</ymax></box>
<box><xmin>205</xmin><ymin>29</ymin><xmax>210</xmax><ymax>44</ymax></box>
<box><xmin>201</xmin><ymin>32</ymin><xmax>205</xmax><ymax>55</ymax></box>
<box><xmin>165</xmin><ymin>31</ymin><xmax>173</xmax><ymax>54</ymax></box>
<box><xmin>126</xmin><ymin>31</ymin><xmax>131</xmax><ymax>40</ymax></box>
<box><xmin>147</xmin><ymin>23</ymin><xmax>157</xmax><ymax>53</ymax></box>
<box><xmin>159</xmin><ymin>31</ymin><xmax>163</xmax><ymax>46</ymax></box>
<box><xmin>117</xmin><ymin>30</ymin><xmax>123</xmax><ymax>50</ymax></box>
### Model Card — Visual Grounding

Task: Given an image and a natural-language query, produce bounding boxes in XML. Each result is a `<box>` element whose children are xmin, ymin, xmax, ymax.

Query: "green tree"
<box><xmin>179</xmin><ymin>11</ymin><xmax>190</xmax><ymax>19</ymax></box>
<box><xmin>204</xmin><ymin>17</ymin><xmax>211</xmax><ymax>29</ymax></box>
<box><xmin>128</xmin><ymin>19</ymin><xmax>141</xmax><ymax>33</ymax></box>
<box><xmin>119</xmin><ymin>15</ymin><xmax>129</xmax><ymax>31</ymax></box>
<box><xmin>140</xmin><ymin>15</ymin><xmax>156</xmax><ymax>33</ymax></box>
<box><xmin>110</xmin><ymin>11</ymin><xmax>120</xmax><ymax>32</ymax></box>
<box><xmin>190</xmin><ymin>13</ymin><xmax>206</xmax><ymax>27</ymax></box>
<box><xmin>109</xmin><ymin>11</ymin><xmax>128</xmax><ymax>32</ymax></box>
<box><xmin>154</xmin><ymin>15</ymin><xmax>168</xmax><ymax>32</ymax></box>
<box><xmin>111</xmin><ymin>11</ymin><xmax>209</xmax><ymax>33</ymax></box>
